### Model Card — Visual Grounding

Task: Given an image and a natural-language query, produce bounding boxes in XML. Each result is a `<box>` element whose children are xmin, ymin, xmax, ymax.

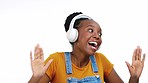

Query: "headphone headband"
<box><xmin>69</xmin><ymin>14</ymin><xmax>92</xmax><ymax>31</ymax></box>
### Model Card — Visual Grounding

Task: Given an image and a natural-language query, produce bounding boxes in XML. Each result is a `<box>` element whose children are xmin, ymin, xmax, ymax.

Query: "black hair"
<box><xmin>64</xmin><ymin>12</ymin><xmax>90</xmax><ymax>45</ymax></box>
<box><xmin>64</xmin><ymin>12</ymin><xmax>82</xmax><ymax>32</ymax></box>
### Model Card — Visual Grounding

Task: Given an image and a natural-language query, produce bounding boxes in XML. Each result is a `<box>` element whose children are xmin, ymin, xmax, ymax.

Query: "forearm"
<box><xmin>129</xmin><ymin>76</ymin><xmax>139</xmax><ymax>83</ymax></box>
<box><xmin>28</xmin><ymin>75</ymin><xmax>42</xmax><ymax>83</ymax></box>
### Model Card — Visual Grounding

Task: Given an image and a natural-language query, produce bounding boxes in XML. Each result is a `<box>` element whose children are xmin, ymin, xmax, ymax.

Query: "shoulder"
<box><xmin>45</xmin><ymin>52</ymin><xmax>66</xmax><ymax>80</ymax></box>
<box><xmin>44</xmin><ymin>52</ymin><xmax>65</xmax><ymax>63</ymax></box>
<box><xmin>94</xmin><ymin>52</ymin><xmax>107</xmax><ymax>59</ymax></box>
<box><xmin>49</xmin><ymin>52</ymin><xmax>64</xmax><ymax>58</ymax></box>
<box><xmin>94</xmin><ymin>52</ymin><xmax>112</xmax><ymax>63</ymax></box>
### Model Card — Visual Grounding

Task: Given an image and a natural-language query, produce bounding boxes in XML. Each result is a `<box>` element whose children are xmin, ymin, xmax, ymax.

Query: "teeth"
<box><xmin>89</xmin><ymin>42</ymin><xmax>98</xmax><ymax>46</ymax></box>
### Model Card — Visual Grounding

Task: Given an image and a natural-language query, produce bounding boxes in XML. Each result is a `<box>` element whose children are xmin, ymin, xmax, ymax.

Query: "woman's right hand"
<box><xmin>30</xmin><ymin>44</ymin><xmax>53</xmax><ymax>79</ymax></box>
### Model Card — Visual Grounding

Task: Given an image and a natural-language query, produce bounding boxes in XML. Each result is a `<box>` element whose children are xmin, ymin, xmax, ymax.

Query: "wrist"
<box><xmin>28</xmin><ymin>75</ymin><xmax>42</xmax><ymax>83</ymax></box>
<box><xmin>129</xmin><ymin>76</ymin><xmax>139</xmax><ymax>83</ymax></box>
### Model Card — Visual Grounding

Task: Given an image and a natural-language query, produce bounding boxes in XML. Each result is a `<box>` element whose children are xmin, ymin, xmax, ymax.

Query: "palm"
<box><xmin>31</xmin><ymin>59</ymin><xmax>46</xmax><ymax>77</ymax></box>
<box><xmin>126</xmin><ymin>46</ymin><xmax>146</xmax><ymax>78</ymax></box>
<box><xmin>130</xmin><ymin>58</ymin><xmax>144</xmax><ymax>77</ymax></box>
<box><xmin>30</xmin><ymin>44</ymin><xmax>53</xmax><ymax>78</ymax></box>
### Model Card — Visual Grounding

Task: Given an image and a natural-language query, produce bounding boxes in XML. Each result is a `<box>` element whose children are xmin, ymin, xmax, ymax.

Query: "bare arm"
<box><xmin>28</xmin><ymin>44</ymin><xmax>53</xmax><ymax>83</ymax></box>
<box><xmin>105</xmin><ymin>68</ymin><xmax>124</xmax><ymax>83</ymax></box>
<box><xmin>29</xmin><ymin>74</ymin><xmax>51</xmax><ymax>83</ymax></box>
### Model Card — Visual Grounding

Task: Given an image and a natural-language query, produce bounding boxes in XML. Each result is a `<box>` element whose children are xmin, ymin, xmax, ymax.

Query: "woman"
<box><xmin>28</xmin><ymin>12</ymin><xmax>146</xmax><ymax>83</ymax></box>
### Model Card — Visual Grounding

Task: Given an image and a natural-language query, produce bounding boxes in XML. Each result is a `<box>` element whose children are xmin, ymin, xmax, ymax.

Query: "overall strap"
<box><xmin>90</xmin><ymin>55</ymin><xmax>98</xmax><ymax>73</ymax></box>
<box><xmin>64</xmin><ymin>52</ymin><xmax>72</xmax><ymax>74</ymax></box>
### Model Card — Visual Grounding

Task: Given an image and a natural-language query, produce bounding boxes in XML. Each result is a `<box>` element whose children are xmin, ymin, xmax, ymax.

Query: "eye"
<box><xmin>98</xmin><ymin>32</ymin><xmax>102</xmax><ymax>37</ymax></box>
<box><xmin>88</xmin><ymin>29</ymin><xmax>93</xmax><ymax>33</ymax></box>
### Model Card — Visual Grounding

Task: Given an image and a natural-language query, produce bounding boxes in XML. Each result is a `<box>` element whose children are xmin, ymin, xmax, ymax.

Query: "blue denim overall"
<box><xmin>64</xmin><ymin>52</ymin><xmax>102</xmax><ymax>83</ymax></box>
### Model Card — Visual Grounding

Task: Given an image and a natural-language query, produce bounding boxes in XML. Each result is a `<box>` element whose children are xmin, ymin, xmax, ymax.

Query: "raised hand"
<box><xmin>125</xmin><ymin>46</ymin><xmax>146</xmax><ymax>78</ymax></box>
<box><xmin>30</xmin><ymin>44</ymin><xmax>53</xmax><ymax>78</ymax></box>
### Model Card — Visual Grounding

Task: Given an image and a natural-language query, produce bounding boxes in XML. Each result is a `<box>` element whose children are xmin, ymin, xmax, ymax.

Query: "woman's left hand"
<box><xmin>125</xmin><ymin>46</ymin><xmax>146</xmax><ymax>78</ymax></box>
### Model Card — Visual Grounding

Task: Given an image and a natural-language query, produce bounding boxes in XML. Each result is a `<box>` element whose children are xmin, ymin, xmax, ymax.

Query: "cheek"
<box><xmin>78</xmin><ymin>32</ymin><xmax>90</xmax><ymax>41</ymax></box>
<box><xmin>99</xmin><ymin>39</ymin><xmax>102</xmax><ymax>44</ymax></box>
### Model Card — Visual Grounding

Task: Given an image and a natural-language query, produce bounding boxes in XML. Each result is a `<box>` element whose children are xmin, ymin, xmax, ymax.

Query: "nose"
<box><xmin>93</xmin><ymin>32</ymin><xmax>101</xmax><ymax>39</ymax></box>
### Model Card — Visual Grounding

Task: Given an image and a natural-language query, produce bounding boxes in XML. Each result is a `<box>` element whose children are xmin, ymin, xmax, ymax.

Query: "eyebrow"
<box><xmin>86</xmin><ymin>25</ymin><xmax>102</xmax><ymax>31</ymax></box>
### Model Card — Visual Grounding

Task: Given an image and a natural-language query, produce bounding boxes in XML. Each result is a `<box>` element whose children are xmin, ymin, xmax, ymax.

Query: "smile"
<box><xmin>88</xmin><ymin>41</ymin><xmax>98</xmax><ymax>50</ymax></box>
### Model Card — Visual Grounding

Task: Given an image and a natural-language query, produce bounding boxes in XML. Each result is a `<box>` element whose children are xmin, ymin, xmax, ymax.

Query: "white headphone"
<box><xmin>66</xmin><ymin>14</ymin><xmax>92</xmax><ymax>42</ymax></box>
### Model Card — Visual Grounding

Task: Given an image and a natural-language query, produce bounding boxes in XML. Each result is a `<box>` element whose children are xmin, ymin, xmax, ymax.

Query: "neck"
<box><xmin>71</xmin><ymin>47</ymin><xmax>90</xmax><ymax>68</ymax></box>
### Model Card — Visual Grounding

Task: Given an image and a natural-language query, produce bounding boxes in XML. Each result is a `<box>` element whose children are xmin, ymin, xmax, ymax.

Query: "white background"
<box><xmin>0</xmin><ymin>0</ymin><xmax>147</xmax><ymax>83</ymax></box>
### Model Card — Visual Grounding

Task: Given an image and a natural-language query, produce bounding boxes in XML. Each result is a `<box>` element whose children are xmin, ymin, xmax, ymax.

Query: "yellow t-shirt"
<box><xmin>45</xmin><ymin>52</ymin><xmax>113</xmax><ymax>83</ymax></box>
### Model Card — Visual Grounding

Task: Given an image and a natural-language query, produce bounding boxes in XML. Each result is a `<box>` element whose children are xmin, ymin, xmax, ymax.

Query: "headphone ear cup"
<box><xmin>66</xmin><ymin>28</ymin><xmax>78</xmax><ymax>43</ymax></box>
<box><xmin>66</xmin><ymin>14</ymin><xmax>91</xmax><ymax>43</ymax></box>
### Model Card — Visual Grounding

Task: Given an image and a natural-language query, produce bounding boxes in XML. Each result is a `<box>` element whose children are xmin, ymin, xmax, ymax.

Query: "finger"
<box><xmin>132</xmin><ymin>49</ymin><xmax>136</xmax><ymax>62</ymax></box>
<box><xmin>125</xmin><ymin>61</ymin><xmax>132</xmax><ymax>75</ymax></box>
<box><xmin>41</xmin><ymin>52</ymin><xmax>44</xmax><ymax>60</ymax></box>
<box><xmin>40</xmin><ymin>48</ymin><xmax>44</xmax><ymax>60</ymax></box>
<box><xmin>142</xmin><ymin>54</ymin><xmax>146</xmax><ymax>63</ymax></box>
<box><xmin>138</xmin><ymin>47</ymin><xmax>142</xmax><ymax>60</ymax></box>
<box><xmin>38</xmin><ymin>48</ymin><xmax>43</xmax><ymax>59</ymax></box>
<box><xmin>34</xmin><ymin>44</ymin><xmax>39</xmax><ymax>53</ymax></box>
<box><xmin>137</xmin><ymin>46</ymin><xmax>142</xmax><ymax>60</ymax></box>
<box><xmin>135</xmin><ymin>46</ymin><xmax>139</xmax><ymax>60</ymax></box>
<box><xmin>34</xmin><ymin>44</ymin><xmax>40</xmax><ymax>59</ymax></box>
<box><xmin>30</xmin><ymin>51</ymin><xmax>33</xmax><ymax>62</ymax></box>
<box><xmin>34</xmin><ymin>50</ymin><xmax>39</xmax><ymax>59</ymax></box>
<box><xmin>34</xmin><ymin>44</ymin><xmax>38</xmax><ymax>59</ymax></box>
<box><xmin>43</xmin><ymin>59</ymin><xmax>53</xmax><ymax>71</ymax></box>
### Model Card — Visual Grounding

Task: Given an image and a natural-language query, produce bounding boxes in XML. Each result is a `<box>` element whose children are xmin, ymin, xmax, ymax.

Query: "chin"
<box><xmin>87</xmin><ymin>51</ymin><xmax>96</xmax><ymax>56</ymax></box>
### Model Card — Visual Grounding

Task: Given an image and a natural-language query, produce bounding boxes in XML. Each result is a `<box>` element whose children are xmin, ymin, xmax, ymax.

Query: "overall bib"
<box><xmin>64</xmin><ymin>52</ymin><xmax>102</xmax><ymax>83</ymax></box>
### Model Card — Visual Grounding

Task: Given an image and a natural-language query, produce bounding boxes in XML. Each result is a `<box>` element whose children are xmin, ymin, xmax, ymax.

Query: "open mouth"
<box><xmin>88</xmin><ymin>41</ymin><xmax>98</xmax><ymax>50</ymax></box>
